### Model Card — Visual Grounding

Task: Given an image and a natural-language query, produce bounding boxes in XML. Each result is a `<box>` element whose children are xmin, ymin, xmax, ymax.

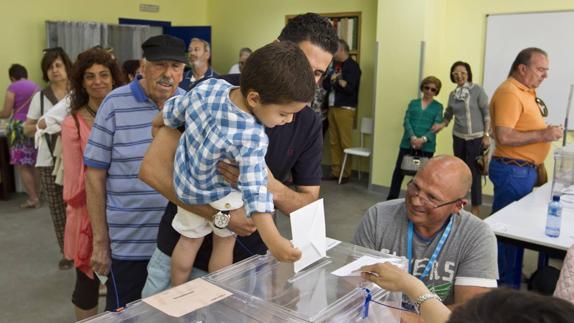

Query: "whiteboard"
<box><xmin>483</xmin><ymin>11</ymin><xmax>574</xmax><ymax>128</ymax></box>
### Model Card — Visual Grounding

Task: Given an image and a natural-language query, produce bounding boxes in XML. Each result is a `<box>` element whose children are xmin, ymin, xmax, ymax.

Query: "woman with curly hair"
<box><xmin>61</xmin><ymin>47</ymin><xmax>124</xmax><ymax>320</ymax></box>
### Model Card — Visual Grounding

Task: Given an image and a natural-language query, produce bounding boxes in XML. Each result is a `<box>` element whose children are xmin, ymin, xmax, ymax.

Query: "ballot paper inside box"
<box><xmin>204</xmin><ymin>240</ymin><xmax>408</xmax><ymax>322</ymax></box>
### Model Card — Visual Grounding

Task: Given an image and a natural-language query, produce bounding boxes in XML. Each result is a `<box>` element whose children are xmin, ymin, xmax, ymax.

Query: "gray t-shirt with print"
<box><xmin>352</xmin><ymin>199</ymin><xmax>498</xmax><ymax>305</ymax></box>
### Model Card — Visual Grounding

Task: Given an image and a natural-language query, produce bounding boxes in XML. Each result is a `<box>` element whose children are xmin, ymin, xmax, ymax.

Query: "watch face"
<box><xmin>214</xmin><ymin>212</ymin><xmax>229</xmax><ymax>228</ymax></box>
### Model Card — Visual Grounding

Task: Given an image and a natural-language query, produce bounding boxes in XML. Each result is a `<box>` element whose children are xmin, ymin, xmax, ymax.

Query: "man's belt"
<box><xmin>492</xmin><ymin>156</ymin><xmax>536</xmax><ymax>168</ymax></box>
<box><xmin>332</xmin><ymin>106</ymin><xmax>356</xmax><ymax>111</ymax></box>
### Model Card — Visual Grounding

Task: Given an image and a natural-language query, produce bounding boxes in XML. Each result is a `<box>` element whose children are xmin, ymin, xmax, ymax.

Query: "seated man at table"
<box><xmin>352</xmin><ymin>155</ymin><xmax>498</xmax><ymax>307</ymax></box>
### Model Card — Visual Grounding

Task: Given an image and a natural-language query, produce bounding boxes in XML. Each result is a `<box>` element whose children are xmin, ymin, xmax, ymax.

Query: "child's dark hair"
<box><xmin>9</xmin><ymin>64</ymin><xmax>28</xmax><ymax>80</ymax></box>
<box><xmin>448</xmin><ymin>288</ymin><xmax>574</xmax><ymax>323</ymax></box>
<box><xmin>240</xmin><ymin>41</ymin><xmax>315</xmax><ymax>105</ymax></box>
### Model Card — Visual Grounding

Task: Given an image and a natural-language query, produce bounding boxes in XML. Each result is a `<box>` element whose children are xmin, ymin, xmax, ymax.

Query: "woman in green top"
<box><xmin>387</xmin><ymin>76</ymin><xmax>444</xmax><ymax>200</ymax></box>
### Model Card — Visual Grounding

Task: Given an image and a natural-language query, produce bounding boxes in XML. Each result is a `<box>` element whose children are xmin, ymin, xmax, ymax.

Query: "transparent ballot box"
<box><xmin>203</xmin><ymin>241</ymin><xmax>407</xmax><ymax>322</ymax></box>
<box><xmin>552</xmin><ymin>144</ymin><xmax>574</xmax><ymax>208</ymax></box>
<box><xmin>82</xmin><ymin>241</ymin><xmax>407</xmax><ymax>322</ymax></box>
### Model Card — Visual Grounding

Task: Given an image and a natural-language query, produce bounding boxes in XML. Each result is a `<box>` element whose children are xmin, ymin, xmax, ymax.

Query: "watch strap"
<box><xmin>413</xmin><ymin>293</ymin><xmax>441</xmax><ymax>313</ymax></box>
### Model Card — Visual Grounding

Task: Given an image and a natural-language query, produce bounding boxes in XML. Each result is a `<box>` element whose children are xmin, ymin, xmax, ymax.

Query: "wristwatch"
<box><xmin>413</xmin><ymin>293</ymin><xmax>441</xmax><ymax>314</ymax></box>
<box><xmin>213</xmin><ymin>210</ymin><xmax>231</xmax><ymax>229</ymax></box>
<box><xmin>422</xmin><ymin>136</ymin><xmax>428</xmax><ymax>143</ymax></box>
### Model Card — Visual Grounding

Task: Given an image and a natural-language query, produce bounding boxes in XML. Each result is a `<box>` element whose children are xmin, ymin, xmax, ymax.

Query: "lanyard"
<box><xmin>407</xmin><ymin>215</ymin><xmax>454</xmax><ymax>281</ymax></box>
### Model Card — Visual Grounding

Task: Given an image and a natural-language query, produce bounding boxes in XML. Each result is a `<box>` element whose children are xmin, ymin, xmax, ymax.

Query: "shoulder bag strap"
<box><xmin>11</xmin><ymin>91</ymin><xmax>37</xmax><ymax>119</ymax></box>
<box><xmin>40</xmin><ymin>90</ymin><xmax>45</xmax><ymax>116</ymax></box>
<box><xmin>39</xmin><ymin>90</ymin><xmax>57</xmax><ymax>162</ymax></box>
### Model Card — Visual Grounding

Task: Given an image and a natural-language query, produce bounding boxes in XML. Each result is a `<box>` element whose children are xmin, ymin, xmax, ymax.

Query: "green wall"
<box><xmin>0</xmin><ymin>0</ymin><xmax>207</xmax><ymax>93</ymax></box>
<box><xmin>372</xmin><ymin>0</ymin><xmax>574</xmax><ymax>194</ymax></box>
<box><xmin>206</xmin><ymin>0</ymin><xmax>378</xmax><ymax>173</ymax></box>
<box><xmin>3</xmin><ymin>0</ymin><xmax>573</xmax><ymax>194</ymax></box>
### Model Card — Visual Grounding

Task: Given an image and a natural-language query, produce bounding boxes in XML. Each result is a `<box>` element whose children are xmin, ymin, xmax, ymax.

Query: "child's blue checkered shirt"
<box><xmin>163</xmin><ymin>78</ymin><xmax>274</xmax><ymax>216</ymax></box>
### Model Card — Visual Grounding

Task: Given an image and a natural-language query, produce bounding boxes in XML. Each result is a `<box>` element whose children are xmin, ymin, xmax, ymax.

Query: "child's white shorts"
<box><xmin>172</xmin><ymin>191</ymin><xmax>243</xmax><ymax>238</ymax></box>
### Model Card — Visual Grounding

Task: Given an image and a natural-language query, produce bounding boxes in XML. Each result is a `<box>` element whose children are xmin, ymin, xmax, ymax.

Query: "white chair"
<box><xmin>338</xmin><ymin>117</ymin><xmax>374</xmax><ymax>184</ymax></box>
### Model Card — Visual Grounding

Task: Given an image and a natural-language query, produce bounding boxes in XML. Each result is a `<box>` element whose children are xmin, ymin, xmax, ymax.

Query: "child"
<box><xmin>163</xmin><ymin>41</ymin><xmax>316</xmax><ymax>285</ymax></box>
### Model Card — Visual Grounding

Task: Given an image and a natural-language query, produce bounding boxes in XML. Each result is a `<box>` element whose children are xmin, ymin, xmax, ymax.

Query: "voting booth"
<box><xmin>82</xmin><ymin>241</ymin><xmax>408</xmax><ymax>322</ymax></box>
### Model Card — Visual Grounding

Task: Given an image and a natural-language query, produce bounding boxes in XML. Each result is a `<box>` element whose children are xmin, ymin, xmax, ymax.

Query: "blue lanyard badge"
<box><xmin>407</xmin><ymin>215</ymin><xmax>453</xmax><ymax>281</ymax></box>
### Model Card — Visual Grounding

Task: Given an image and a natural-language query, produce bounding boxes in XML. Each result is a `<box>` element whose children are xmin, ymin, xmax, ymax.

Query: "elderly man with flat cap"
<box><xmin>84</xmin><ymin>34</ymin><xmax>187</xmax><ymax>310</ymax></box>
<box><xmin>353</xmin><ymin>156</ymin><xmax>498</xmax><ymax>308</ymax></box>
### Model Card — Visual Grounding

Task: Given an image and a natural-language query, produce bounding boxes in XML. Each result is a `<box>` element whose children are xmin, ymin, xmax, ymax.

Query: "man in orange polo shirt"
<box><xmin>489</xmin><ymin>47</ymin><xmax>563</xmax><ymax>288</ymax></box>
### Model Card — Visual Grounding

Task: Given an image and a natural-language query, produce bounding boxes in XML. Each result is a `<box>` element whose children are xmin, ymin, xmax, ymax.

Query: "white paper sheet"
<box><xmin>143</xmin><ymin>278</ymin><xmax>232</xmax><ymax>317</ymax></box>
<box><xmin>331</xmin><ymin>255</ymin><xmax>404</xmax><ymax>277</ymax></box>
<box><xmin>290</xmin><ymin>198</ymin><xmax>327</xmax><ymax>273</ymax></box>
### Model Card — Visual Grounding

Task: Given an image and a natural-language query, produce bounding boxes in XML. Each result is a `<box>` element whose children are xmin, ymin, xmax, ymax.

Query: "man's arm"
<box><xmin>450</xmin><ymin>221</ymin><xmax>499</xmax><ymax>308</ymax></box>
<box><xmin>139</xmin><ymin>126</ymin><xmax>256</xmax><ymax>236</ymax></box>
<box><xmin>269</xmin><ymin>178</ymin><xmax>319</xmax><ymax>214</ymax></box>
<box><xmin>216</xmin><ymin>161</ymin><xmax>319</xmax><ymax>215</ymax></box>
<box><xmin>85</xmin><ymin>167</ymin><xmax>111</xmax><ymax>275</ymax></box>
<box><xmin>495</xmin><ymin>125</ymin><xmax>562</xmax><ymax>146</ymax></box>
<box><xmin>451</xmin><ymin>285</ymin><xmax>490</xmax><ymax>308</ymax></box>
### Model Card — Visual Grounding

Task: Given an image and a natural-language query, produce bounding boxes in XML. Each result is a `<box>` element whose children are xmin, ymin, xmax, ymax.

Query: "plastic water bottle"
<box><xmin>545</xmin><ymin>195</ymin><xmax>562</xmax><ymax>238</ymax></box>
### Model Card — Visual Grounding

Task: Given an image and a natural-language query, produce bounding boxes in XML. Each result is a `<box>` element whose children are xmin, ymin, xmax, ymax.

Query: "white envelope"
<box><xmin>290</xmin><ymin>198</ymin><xmax>327</xmax><ymax>273</ymax></box>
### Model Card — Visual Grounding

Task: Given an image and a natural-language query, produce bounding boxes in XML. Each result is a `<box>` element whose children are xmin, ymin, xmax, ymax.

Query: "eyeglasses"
<box><xmin>406</xmin><ymin>180</ymin><xmax>462</xmax><ymax>209</ymax></box>
<box><xmin>423</xmin><ymin>86</ymin><xmax>438</xmax><ymax>93</ymax></box>
<box><xmin>535</xmin><ymin>97</ymin><xmax>548</xmax><ymax>117</ymax></box>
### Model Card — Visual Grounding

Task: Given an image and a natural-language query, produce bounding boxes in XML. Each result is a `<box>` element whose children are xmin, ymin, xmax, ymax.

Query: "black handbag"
<box><xmin>400</xmin><ymin>150</ymin><xmax>430</xmax><ymax>176</ymax></box>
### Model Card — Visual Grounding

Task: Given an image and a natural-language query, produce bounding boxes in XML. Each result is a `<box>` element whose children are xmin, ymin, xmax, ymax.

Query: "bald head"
<box><xmin>417</xmin><ymin>155</ymin><xmax>472</xmax><ymax>198</ymax></box>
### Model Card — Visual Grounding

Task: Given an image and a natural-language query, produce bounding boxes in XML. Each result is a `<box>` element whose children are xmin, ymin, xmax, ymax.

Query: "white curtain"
<box><xmin>45</xmin><ymin>21</ymin><xmax>151</xmax><ymax>63</ymax></box>
<box><xmin>45</xmin><ymin>21</ymin><xmax>106</xmax><ymax>61</ymax></box>
<box><xmin>106</xmin><ymin>24</ymin><xmax>152</xmax><ymax>64</ymax></box>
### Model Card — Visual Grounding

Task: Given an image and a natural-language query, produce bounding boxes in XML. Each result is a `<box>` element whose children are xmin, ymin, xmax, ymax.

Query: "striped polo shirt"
<box><xmin>84</xmin><ymin>78</ymin><xmax>185</xmax><ymax>260</ymax></box>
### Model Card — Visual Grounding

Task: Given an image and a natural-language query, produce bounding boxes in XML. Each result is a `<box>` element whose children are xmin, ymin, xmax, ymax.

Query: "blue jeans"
<box><xmin>489</xmin><ymin>158</ymin><xmax>537</xmax><ymax>288</ymax></box>
<box><xmin>141</xmin><ymin>247</ymin><xmax>208</xmax><ymax>298</ymax></box>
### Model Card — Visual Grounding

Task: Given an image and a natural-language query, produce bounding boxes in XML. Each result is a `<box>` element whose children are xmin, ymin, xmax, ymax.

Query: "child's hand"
<box><xmin>252</xmin><ymin>213</ymin><xmax>301</xmax><ymax>262</ymax></box>
<box><xmin>268</xmin><ymin>237</ymin><xmax>301</xmax><ymax>262</ymax></box>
